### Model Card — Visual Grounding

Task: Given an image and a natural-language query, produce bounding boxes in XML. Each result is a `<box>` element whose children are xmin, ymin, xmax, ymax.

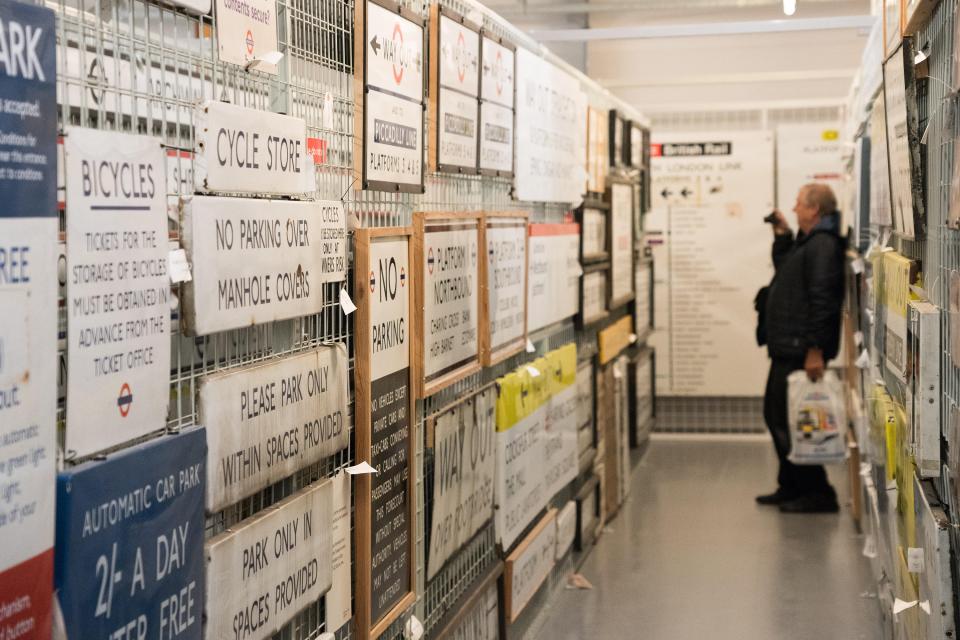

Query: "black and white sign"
<box><xmin>214</xmin><ymin>0</ymin><xmax>279</xmax><ymax>73</ymax></box>
<box><xmin>580</xmin><ymin>205</ymin><xmax>607</xmax><ymax>262</ymax></box>
<box><xmin>325</xmin><ymin>472</ymin><xmax>352</xmax><ymax>633</ymax></box>
<box><xmin>198</xmin><ymin>345</ymin><xmax>350</xmax><ymax>512</ymax></box>
<box><xmin>65</xmin><ymin>127</ymin><xmax>170</xmax><ymax>457</ymax></box>
<box><xmin>514</xmin><ymin>48</ymin><xmax>586</xmax><ymax>204</ymax></box>
<box><xmin>608</xmin><ymin>182</ymin><xmax>634</xmax><ymax>306</ymax></box>
<box><xmin>437</xmin><ymin>573</ymin><xmax>500</xmax><ymax>640</ymax></box>
<box><xmin>366</xmin><ymin>1</ymin><xmax>423</xmax><ymax>100</ymax></box>
<box><xmin>181</xmin><ymin>196</ymin><xmax>346</xmax><ymax>335</ymax></box>
<box><xmin>195</xmin><ymin>101</ymin><xmax>310</xmax><ymax>196</ymax></box>
<box><xmin>479</xmin><ymin>35</ymin><xmax>514</xmax><ymax>175</ymax></box>
<box><xmin>581</xmin><ymin>268</ymin><xmax>608</xmax><ymax>325</ymax></box>
<box><xmin>364</xmin><ymin>88</ymin><xmax>424</xmax><ymax>191</ymax></box>
<box><xmin>527</xmin><ymin>223</ymin><xmax>581</xmax><ymax>332</ymax></box>
<box><xmin>505</xmin><ymin>509</ymin><xmax>556</xmax><ymax>623</ymax></box>
<box><xmin>420</xmin><ymin>216</ymin><xmax>480</xmax><ymax>390</ymax></box>
<box><xmin>481</xmin><ymin>36</ymin><xmax>514</xmax><ymax>107</ymax></box>
<box><xmin>438</xmin><ymin>88</ymin><xmax>479</xmax><ymax>171</ymax></box>
<box><xmin>485</xmin><ymin>216</ymin><xmax>527</xmax><ymax>360</ymax></box>
<box><xmin>206</xmin><ymin>480</ymin><xmax>333</xmax><ymax>640</ymax></box>
<box><xmin>434</xmin><ymin>12</ymin><xmax>479</xmax><ymax>172</ymax></box>
<box><xmin>883</xmin><ymin>38</ymin><xmax>924</xmax><ymax>238</ymax></box>
<box><xmin>427</xmin><ymin>387</ymin><xmax>496</xmax><ymax>579</ymax></box>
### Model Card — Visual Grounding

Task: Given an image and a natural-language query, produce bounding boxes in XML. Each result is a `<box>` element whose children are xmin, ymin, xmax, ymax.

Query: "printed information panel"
<box><xmin>181</xmin><ymin>196</ymin><xmax>347</xmax><ymax>335</ymax></box>
<box><xmin>581</xmin><ymin>206</ymin><xmax>607</xmax><ymax>261</ymax></box>
<box><xmin>206</xmin><ymin>480</ymin><xmax>333</xmax><ymax>640</ymax></box>
<box><xmin>486</xmin><ymin>216</ymin><xmax>527</xmax><ymax>358</ymax></box>
<box><xmin>215</xmin><ymin>0</ymin><xmax>279</xmax><ymax>73</ymax></box>
<box><xmin>504</xmin><ymin>509</ymin><xmax>556</xmax><ymax>623</ymax></box>
<box><xmin>435</xmin><ymin>13</ymin><xmax>479</xmax><ymax>171</ymax></box>
<box><xmin>774</xmin><ymin>123</ymin><xmax>843</xmax><ymax>222</ymax></box>
<box><xmin>608</xmin><ymin>182</ymin><xmax>633</xmax><ymax>305</ymax></box>
<box><xmin>419</xmin><ymin>216</ymin><xmax>480</xmax><ymax>390</ymax></box>
<box><xmin>195</xmin><ymin>101</ymin><xmax>309</xmax><ymax>196</ymax></box>
<box><xmin>438</xmin><ymin>87</ymin><xmax>478</xmax><ymax>170</ymax></box>
<box><xmin>427</xmin><ymin>388</ymin><xmax>496</xmax><ymax>580</ymax></box>
<box><xmin>198</xmin><ymin>345</ymin><xmax>350</xmax><ymax>512</ymax></box>
<box><xmin>581</xmin><ymin>269</ymin><xmax>607</xmax><ymax>324</ymax></box>
<box><xmin>479</xmin><ymin>101</ymin><xmax>513</xmax><ymax>175</ymax></box>
<box><xmin>0</xmin><ymin>4</ymin><xmax>57</xmax><ymax>638</ymax></box>
<box><xmin>65</xmin><ymin>127</ymin><xmax>171</xmax><ymax>457</ymax></box>
<box><xmin>55</xmin><ymin>428</ymin><xmax>206</xmax><ymax>640</ymax></box>
<box><xmin>480</xmin><ymin>36</ymin><xmax>514</xmax><ymax>107</ymax></box>
<box><xmin>514</xmin><ymin>48</ymin><xmax>586</xmax><ymax>204</ymax></box>
<box><xmin>364</xmin><ymin>88</ymin><xmax>424</xmax><ymax>190</ymax></box>
<box><xmin>326</xmin><ymin>472</ymin><xmax>352</xmax><ymax>633</ymax></box>
<box><xmin>527</xmin><ymin>223</ymin><xmax>581</xmax><ymax>332</ymax></box>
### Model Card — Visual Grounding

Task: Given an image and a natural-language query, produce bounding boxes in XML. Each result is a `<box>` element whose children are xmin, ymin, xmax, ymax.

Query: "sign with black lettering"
<box><xmin>580</xmin><ymin>266</ymin><xmax>608</xmax><ymax>327</ymax></box>
<box><xmin>0</xmin><ymin>3</ymin><xmax>57</xmax><ymax>635</ymax></box>
<box><xmin>430</xmin><ymin>9</ymin><xmax>480</xmax><ymax>173</ymax></box>
<box><xmin>214</xmin><ymin>0</ymin><xmax>279</xmax><ymax>73</ymax></box>
<box><xmin>198</xmin><ymin>345</ymin><xmax>350</xmax><ymax>512</ymax></box>
<box><xmin>504</xmin><ymin>508</ymin><xmax>556</xmax><ymax>623</ymax></box>
<box><xmin>579</xmin><ymin>202</ymin><xmax>608</xmax><ymax>263</ymax></box>
<box><xmin>478</xmin><ymin>34</ymin><xmax>514</xmax><ymax>177</ymax></box>
<box><xmin>181</xmin><ymin>196</ymin><xmax>346</xmax><ymax>335</ymax></box>
<box><xmin>484</xmin><ymin>214</ymin><xmax>527</xmax><ymax>364</ymax></box>
<box><xmin>353</xmin><ymin>228</ymin><xmax>416</xmax><ymax>640</ymax></box>
<box><xmin>431</xmin><ymin>563</ymin><xmax>502</xmax><ymax>640</ymax></box>
<box><xmin>195</xmin><ymin>101</ymin><xmax>309</xmax><ymax>196</ymax></box>
<box><xmin>54</xmin><ymin>428</ymin><xmax>206</xmax><ymax>640</ymax></box>
<box><xmin>426</xmin><ymin>387</ymin><xmax>496</xmax><ymax>580</ymax></box>
<box><xmin>325</xmin><ymin>472</ymin><xmax>352</xmax><ymax>633</ymax></box>
<box><xmin>357</xmin><ymin>0</ymin><xmax>425</xmax><ymax>193</ymax></box>
<box><xmin>527</xmin><ymin>223</ymin><xmax>581</xmax><ymax>332</ymax></box>
<box><xmin>607</xmin><ymin>181</ymin><xmax>634</xmax><ymax>307</ymax></box>
<box><xmin>415</xmin><ymin>213</ymin><xmax>481</xmax><ymax>396</ymax></box>
<box><xmin>205</xmin><ymin>479</ymin><xmax>333</xmax><ymax>640</ymax></box>
<box><xmin>64</xmin><ymin>127</ymin><xmax>171</xmax><ymax>457</ymax></box>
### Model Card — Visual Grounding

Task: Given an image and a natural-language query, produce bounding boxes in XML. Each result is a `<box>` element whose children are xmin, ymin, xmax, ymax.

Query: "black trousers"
<box><xmin>763</xmin><ymin>357</ymin><xmax>834</xmax><ymax>497</ymax></box>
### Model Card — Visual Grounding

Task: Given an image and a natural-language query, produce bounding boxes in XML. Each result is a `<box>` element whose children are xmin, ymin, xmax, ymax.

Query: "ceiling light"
<box><xmin>783</xmin><ymin>0</ymin><xmax>796</xmax><ymax>15</ymax></box>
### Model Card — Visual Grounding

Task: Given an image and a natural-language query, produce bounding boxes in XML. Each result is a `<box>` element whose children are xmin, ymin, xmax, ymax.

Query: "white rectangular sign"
<box><xmin>65</xmin><ymin>127</ymin><xmax>170</xmax><ymax>457</ymax></box>
<box><xmin>199</xmin><ymin>345</ymin><xmax>350</xmax><ymax>512</ymax></box>
<box><xmin>496</xmin><ymin>406</ymin><xmax>546</xmax><ymax>550</ymax></box>
<box><xmin>486</xmin><ymin>217</ymin><xmax>527</xmax><ymax>355</ymax></box>
<box><xmin>527</xmin><ymin>223</ymin><xmax>581</xmax><ymax>332</ymax></box>
<box><xmin>775</xmin><ymin>123</ymin><xmax>843</xmax><ymax>218</ymax></box>
<box><xmin>870</xmin><ymin>94</ymin><xmax>892</xmax><ymax>226</ymax></box>
<box><xmin>481</xmin><ymin>36</ymin><xmax>514</xmax><ymax>107</ymax></box>
<box><xmin>206</xmin><ymin>480</ymin><xmax>333</xmax><ymax>640</ymax></box>
<box><xmin>515</xmin><ymin>48</ymin><xmax>586</xmax><ymax>204</ymax></box>
<box><xmin>427</xmin><ymin>387</ymin><xmax>496</xmax><ymax>580</ymax></box>
<box><xmin>479</xmin><ymin>101</ymin><xmax>513</xmax><ymax>174</ymax></box>
<box><xmin>543</xmin><ymin>377</ymin><xmax>579</xmax><ymax>501</ymax></box>
<box><xmin>884</xmin><ymin>49</ymin><xmax>917</xmax><ymax>238</ymax></box>
<box><xmin>609</xmin><ymin>183</ymin><xmax>633</xmax><ymax>304</ymax></box>
<box><xmin>439</xmin><ymin>14</ymin><xmax>479</xmax><ymax>95</ymax></box>
<box><xmin>634</xmin><ymin>258</ymin><xmax>652</xmax><ymax>336</ymax></box>
<box><xmin>325</xmin><ymin>471</ymin><xmax>352</xmax><ymax>633</ymax></box>
<box><xmin>195</xmin><ymin>101</ymin><xmax>309</xmax><ymax>196</ymax></box>
<box><xmin>438</xmin><ymin>87</ymin><xmax>479</xmax><ymax>170</ymax></box>
<box><xmin>215</xmin><ymin>0</ymin><xmax>279</xmax><ymax>73</ymax></box>
<box><xmin>506</xmin><ymin>510</ymin><xmax>556</xmax><ymax>622</ymax></box>
<box><xmin>444</xmin><ymin>578</ymin><xmax>499</xmax><ymax>640</ymax></box>
<box><xmin>365</xmin><ymin>88</ymin><xmax>424</xmax><ymax>189</ymax></box>
<box><xmin>181</xmin><ymin>196</ymin><xmax>346</xmax><ymax>335</ymax></box>
<box><xmin>582</xmin><ymin>270</ymin><xmax>607</xmax><ymax>322</ymax></box>
<box><xmin>366</xmin><ymin>1</ymin><xmax>423</xmax><ymax>100</ymax></box>
<box><xmin>581</xmin><ymin>207</ymin><xmax>606</xmax><ymax>260</ymax></box>
<box><xmin>422</xmin><ymin>218</ymin><xmax>480</xmax><ymax>385</ymax></box>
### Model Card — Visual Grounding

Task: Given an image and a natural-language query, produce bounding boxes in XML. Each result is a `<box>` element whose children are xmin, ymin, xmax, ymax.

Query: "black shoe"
<box><xmin>778</xmin><ymin>493</ymin><xmax>840</xmax><ymax>514</ymax></box>
<box><xmin>755</xmin><ymin>489</ymin><xmax>795</xmax><ymax>505</ymax></box>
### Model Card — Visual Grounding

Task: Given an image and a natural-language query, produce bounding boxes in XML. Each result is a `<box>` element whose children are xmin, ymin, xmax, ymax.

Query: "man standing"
<box><xmin>758</xmin><ymin>183</ymin><xmax>845</xmax><ymax>513</ymax></box>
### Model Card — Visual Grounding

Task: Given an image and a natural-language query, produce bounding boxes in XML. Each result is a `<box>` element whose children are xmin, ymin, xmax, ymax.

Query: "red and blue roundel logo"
<box><xmin>117</xmin><ymin>383</ymin><xmax>133</xmax><ymax>417</ymax></box>
<box><xmin>369</xmin><ymin>270</ymin><xmax>376</xmax><ymax>293</ymax></box>
<box><xmin>400</xmin><ymin>267</ymin><xmax>406</xmax><ymax>287</ymax></box>
<box><xmin>427</xmin><ymin>248</ymin><xmax>435</xmax><ymax>274</ymax></box>
<box><xmin>245</xmin><ymin>30</ymin><xmax>255</xmax><ymax>55</ymax></box>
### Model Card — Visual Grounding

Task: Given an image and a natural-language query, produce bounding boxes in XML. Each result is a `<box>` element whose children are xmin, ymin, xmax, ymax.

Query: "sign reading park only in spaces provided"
<box><xmin>180</xmin><ymin>196</ymin><xmax>346</xmax><ymax>335</ymax></box>
<box><xmin>64</xmin><ymin>127</ymin><xmax>171</xmax><ymax>458</ymax></box>
<box><xmin>0</xmin><ymin>3</ymin><xmax>58</xmax><ymax>637</ymax></box>
<box><xmin>198</xmin><ymin>345</ymin><xmax>350</xmax><ymax>512</ymax></box>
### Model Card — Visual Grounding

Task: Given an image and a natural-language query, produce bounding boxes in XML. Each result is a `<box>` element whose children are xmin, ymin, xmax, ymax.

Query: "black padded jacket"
<box><xmin>764</xmin><ymin>212</ymin><xmax>846</xmax><ymax>361</ymax></box>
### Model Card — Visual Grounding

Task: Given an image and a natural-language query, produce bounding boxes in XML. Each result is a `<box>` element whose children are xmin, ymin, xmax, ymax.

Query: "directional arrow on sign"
<box><xmin>660</xmin><ymin>188</ymin><xmax>672</xmax><ymax>198</ymax></box>
<box><xmin>370</xmin><ymin>35</ymin><xmax>381</xmax><ymax>55</ymax></box>
<box><xmin>680</xmin><ymin>187</ymin><xmax>691</xmax><ymax>198</ymax></box>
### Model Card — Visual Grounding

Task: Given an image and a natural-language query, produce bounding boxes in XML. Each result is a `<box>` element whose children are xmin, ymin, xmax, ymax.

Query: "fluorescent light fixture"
<box><xmin>783</xmin><ymin>0</ymin><xmax>796</xmax><ymax>15</ymax></box>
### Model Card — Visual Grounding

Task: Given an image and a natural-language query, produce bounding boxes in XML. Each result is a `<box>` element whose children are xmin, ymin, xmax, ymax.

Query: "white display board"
<box><xmin>214</xmin><ymin>0</ymin><xmax>279</xmax><ymax>73</ymax></box>
<box><xmin>181</xmin><ymin>196</ymin><xmax>346</xmax><ymax>335</ymax></box>
<box><xmin>884</xmin><ymin>43</ymin><xmax>920</xmax><ymax>238</ymax></box>
<box><xmin>64</xmin><ymin>127</ymin><xmax>170</xmax><ymax>457</ymax></box>
<box><xmin>366</xmin><ymin>2</ymin><xmax>423</xmax><ymax>101</ymax></box>
<box><xmin>775</xmin><ymin>123</ymin><xmax>844</xmax><ymax>222</ymax></box>
<box><xmin>543</xmin><ymin>377</ymin><xmax>579</xmax><ymax>503</ymax></box>
<box><xmin>325</xmin><ymin>472</ymin><xmax>352</xmax><ymax>633</ymax></box>
<box><xmin>870</xmin><ymin>94</ymin><xmax>892</xmax><ymax>226</ymax></box>
<box><xmin>608</xmin><ymin>182</ymin><xmax>633</xmax><ymax>305</ymax></box>
<box><xmin>479</xmin><ymin>35</ymin><xmax>514</xmax><ymax>175</ymax></box>
<box><xmin>505</xmin><ymin>509</ymin><xmax>556</xmax><ymax>623</ymax></box>
<box><xmin>480</xmin><ymin>36</ymin><xmax>514</xmax><ymax>107</ymax></box>
<box><xmin>195</xmin><ymin>101</ymin><xmax>310</xmax><ymax>196</ymax></box>
<box><xmin>427</xmin><ymin>387</ymin><xmax>496</xmax><ymax>579</ymax></box>
<box><xmin>435</xmin><ymin>13</ymin><xmax>479</xmax><ymax>171</ymax></box>
<box><xmin>648</xmin><ymin>131</ymin><xmax>774</xmax><ymax>396</ymax></box>
<box><xmin>485</xmin><ymin>216</ymin><xmax>527</xmax><ymax>358</ymax></box>
<box><xmin>364</xmin><ymin>90</ymin><xmax>424</xmax><ymax>190</ymax></box>
<box><xmin>514</xmin><ymin>48</ymin><xmax>586</xmax><ymax>204</ymax></box>
<box><xmin>527</xmin><ymin>223</ymin><xmax>581</xmax><ymax>332</ymax></box>
<box><xmin>198</xmin><ymin>345</ymin><xmax>350</xmax><ymax>512</ymax></box>
<box><xmin>206</xmin><ymin>480</ymin><xmax>333</xmax><ymax>640</ymax></box>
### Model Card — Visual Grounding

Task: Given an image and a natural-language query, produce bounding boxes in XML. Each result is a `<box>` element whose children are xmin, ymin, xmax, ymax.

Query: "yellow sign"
<box><xmin>496</xmin><ymin>343</ymin><xmax>578</xmax><ymax>431</ymax></box>
<box><xmin>598</xmin><ymin>316</ymin><xmax>634</xmax><ymax>365</ymax></box>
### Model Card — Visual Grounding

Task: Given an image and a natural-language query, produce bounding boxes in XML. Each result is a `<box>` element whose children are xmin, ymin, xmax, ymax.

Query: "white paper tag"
<box><xmin>894</xmin><ymin>598</ymin><xmax>918</xmax><ymax>615</ymax></box>
<box><xmin>862</xmin><ymin>534</ymin><xmax>877</xmax><ymax>559</ymax></box>
<box><xmin>526</xmin><ymin>365</ymin><xmax>540</xmax><ymax>378</ymax></box>
<box><xmin>323</xmin><ymin>91</ymin><xmax>335</xmax><ymax>130</ymax></box>
<box><xmin>247</xmin><ymin>50</ymin><xmax>284</xmax><ymax>69</ymax></box>
<box><xmin>855</xmin><ymin>349</ymin><xmax>870</xmax><ymax>369</ymax></box>
<box><xmin>405</xmin><ymin>615</ymin><xmax>424</xmax><ymax>640</ymax></box>
<box><xmin>919</xmin><ymin>601</ymin><xmax>931</xmax><ymax>615</ymax></box>
<box><xmin>168</xmin><ymin>248</ymin><xmax>192</xmax><ymax>283</ymax></box>
<box><xmin>526</xmin><ymin>338</ymin><xmax>536</xmax><ymax>353</ymax></box>
<box><xmin>851</xmin><ymin>256</ymin><xmax>865</xmax><ymax>274</ymax></box>
<box><xmin>908</xmin><ymin>547</ymin><xmax>925</xmax><ymax>573</ymax></box>
<box><xmin>629</xmin><ymin>333</ymin><xmax>638</xmax><ymax>344</ymax></box>
<box><xmin>854</xmin><ymin>331</ymin><xmax>863</xmax><ymax>346</ymax></box>
<box><xmin>345</xmin><ymin>461</ymin><xmax>377</xmax><ymax>475</ymax></box>
<box><xmin>339</xmin><ymin>288</ymin><xmax>357</xmax><ymax>315</ymax></box>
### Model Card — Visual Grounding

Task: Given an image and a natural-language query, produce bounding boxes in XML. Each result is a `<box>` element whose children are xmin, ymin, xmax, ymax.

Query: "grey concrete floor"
<box><xmin>532</xmin><ymin>436</ymin><xmax>881</xmax><ymax>640</ymax></box>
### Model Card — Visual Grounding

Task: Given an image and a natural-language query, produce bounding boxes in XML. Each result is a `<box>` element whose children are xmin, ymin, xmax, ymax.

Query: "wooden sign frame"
<box><xmin>414</xmin><ymin>211</ymin><xmax>484</xmax><ymax>397</ymax></box>
<box><xmin>428</xmin><ymin>5</ymin><xmax>481</xmax><ymax>175</ymax></box>
<box><xmin>353</xmin><ymin>0</ymin><xmax>427</xmax><ymax>194</ymax></box>
<box><xmin>354</xmin><ymin>227</ymin><xmax>417</xmax><ymax>640</ymax></box>
<box><xmin>606</xmin><ymin>176</ymin><xmax>636</xmax><ymax>310</ymax></box>
<box><xmin>482</xmin><ymin>211</ymin><xmax>529</xmax><ymax>366</ymax></box>
<box><xmin>478</xmin><ymin>31</ymin><xmax>516</xmax><ymax>178</ymax></box>
<box><xmin>578</xmin><ymin>198</ymin><xmax>609</xmax><ymax>264</ymax></box>
<box><xmin>431</xmin><ymin>561</ymin><xmax>504</xmax><ymax>640</ymax></box>
<box><xmin>503</xmin><ymin>508</ymin><xmax>557</xmax><ymax>624</ymax></box>
<box><xmin>579</xmin><ymin>262</ymin><xmax>610</xmax><ymax>328</ymax></box>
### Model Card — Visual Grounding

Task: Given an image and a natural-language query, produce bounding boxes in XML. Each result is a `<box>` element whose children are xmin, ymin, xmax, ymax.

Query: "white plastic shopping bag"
<box><xmin>787</xmin><ymin>370</ymin><xmax>847</xmax><ymax>464</ymax></box>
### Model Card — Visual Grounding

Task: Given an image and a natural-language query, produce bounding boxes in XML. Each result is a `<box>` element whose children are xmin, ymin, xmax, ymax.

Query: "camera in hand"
<box><xmin>763</xmin><ymin>211</ymin><xmax>779</xmax><ymax>224</ymax></box>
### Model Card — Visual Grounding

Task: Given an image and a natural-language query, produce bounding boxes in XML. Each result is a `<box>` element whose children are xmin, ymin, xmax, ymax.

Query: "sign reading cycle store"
<box><xmin>55</xmin><ymin>428</ymin><xmax>206</xmax><ymax>640</ymax></box>
<box><xmin>0</xmin><ymin>4</ymin><xmax>57</xmax><ymax>637</ymax></box>
<box><xmin>358</xmin><ymin>0</ymin><xmax>425</xmax><ymax>192</ymax></box>
<box><xmin>198</xmin><ymin>345</ymin><xmax>350</xmax><ymax>512</ymax></box>
<box><xmin>181</xmin><ymin>196</ymin><xmax>347</xmax><ymax>335</ymax></box>
<box><xmin>415</xmin><ymin>213</ymin><xmax>481</xmax><ymax>395</ymax></box>
<box><xmin>353</xmin><ymin>229</ymin><xmax>416</xmax><ymax>639</ymax></box>
<box><xmin>65</xmin><ymin>127</ymin><xmax>170</xmax><ymax>458</ymax></box>
<box><xmin>206</xmin><ymin>480</ymin><xmax>333</xmax><ymax>640</ymax></box>
<box><xmin>195</xmin><ymin>101</ymin><xmax>310</xmax><ymax>196</ymax></box>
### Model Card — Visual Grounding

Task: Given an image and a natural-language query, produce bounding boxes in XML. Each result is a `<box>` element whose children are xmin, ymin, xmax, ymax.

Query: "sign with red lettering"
<box><xmin>64</xmin><ymin>127</ymin><xmax>171</xmax><ymax>457</ymax></box>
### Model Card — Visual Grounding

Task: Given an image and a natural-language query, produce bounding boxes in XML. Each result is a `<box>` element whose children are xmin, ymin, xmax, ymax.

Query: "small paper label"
<box><xmin>907</xmin><ymin>547</ymin><xmax>925</xmax><ymax>573</ymax></box>
<box><xmin>340</xmin><ymin>288</ymin><xmax>357</xmax><ymax>315</ymax></box>
<box><xmin>323</xmin><ymin>91</ymin><xmax>335</xmax><ymax>130</ymax></box>
<box><xmin>526</xmin><ymin>365</ymin><xmax>540</xmax><ymax>378</ymax></box>
<box><xmin>345</xmin><ymin>461</ymin><xmax>377</xmax><ymax>475</ymax></box>
<box><xmin>526</xmin><ymin>339</ymin><xmax>536</xmax><ymax>353</ymax></box>
<box><xmin>851</xmin><ymin>257</ymin><xmax>864</xmax><ymax>274</ymax></box>
<box><xmin>893</xmin><ymin>598</ymin><xmax>918</xmax><ymax>615</ymax></box>
<box><xmin>168</xmin><ymin>248</ymin><xmax>192</xmax><ymax>283</ymax></box>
